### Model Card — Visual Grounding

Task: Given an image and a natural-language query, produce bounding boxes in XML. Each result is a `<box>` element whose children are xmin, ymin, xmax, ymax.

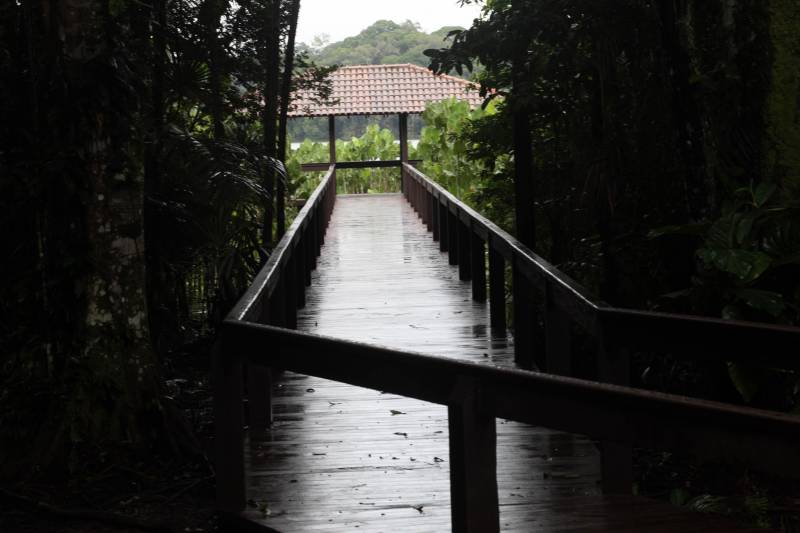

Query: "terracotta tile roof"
<box><xmin>288</xmin><ymin>63</ymin><xmax>484</xmax><ymax>117</ymax></box>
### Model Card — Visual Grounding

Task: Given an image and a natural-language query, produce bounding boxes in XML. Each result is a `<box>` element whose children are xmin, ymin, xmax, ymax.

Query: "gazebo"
<box><xmin>289</xmin><ymin>63</ymin><xmax>484</xmax><ymax>169</ymax></box>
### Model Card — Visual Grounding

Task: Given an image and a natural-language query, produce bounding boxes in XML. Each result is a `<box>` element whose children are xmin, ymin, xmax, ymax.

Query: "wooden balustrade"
<box><xmin>215</xmin><ymin>161</ymin><xmax>800</xmax><ymax>532</ymax></box>
<box><xmin>400</xmin><ymin>162</ymin><xmax>800</xmax><ymax>374</ymax></box>
<box><xmin>221</xmin><ymin>320</ymin><xmax>800</xmax><ymax>531</ymax></box>
<box><xmin>400</xmin><ymin>160</ymin><xmax>800</xmax><ymax>496</ymax></box>
<box><xmin>214</xmin><ymin>164</ymin><xmax>336</xmax><ymax>513</ymax></box>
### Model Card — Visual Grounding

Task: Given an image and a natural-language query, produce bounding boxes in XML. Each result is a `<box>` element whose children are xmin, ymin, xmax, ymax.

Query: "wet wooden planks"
<box><xmin>244</xmin><ymin>194</ymin><xmax>757</xmax><ymax>532</ymax></box>
<box><xmin>245</xmin><ymin>194</ymin><xmax>598</xmax><ymax>531</ymax></box>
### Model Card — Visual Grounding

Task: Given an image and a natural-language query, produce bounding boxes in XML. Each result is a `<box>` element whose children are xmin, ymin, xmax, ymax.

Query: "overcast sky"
<box><xmin>296</xmin><ymin>0</ymin><xmax>483</xmax><ymax>46</ymax></box>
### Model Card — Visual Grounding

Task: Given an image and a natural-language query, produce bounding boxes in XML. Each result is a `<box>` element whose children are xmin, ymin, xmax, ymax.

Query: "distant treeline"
<box><xmin>299</xmin><ymin>20</ymin><xmax>465</xmax><ymax>70</ymax></box>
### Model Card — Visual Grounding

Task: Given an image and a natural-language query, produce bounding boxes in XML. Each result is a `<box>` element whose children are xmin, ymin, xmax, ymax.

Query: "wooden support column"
<box><xmin>328</xmin><ymin>115</ymin><xmax>336</xmax><ymax>165</ymax></box>
<box><xmin>285</xmin><ymin>258</ymin><xmax>298</xmax><ymax>330</ymax></box>
<box><xmin>427</xmin><ymin>191</ymin><xmax>434</xmax><ymax>232</ymax></box>
<box><xmin>432</xmin><ymin>198</ymin><xmax>440</xmax><ymax>241</ymax></box>
<box><xmin>304</xmin><ymin>228</ymin><xmax>313</xmax><ymax>285</ymax></box>
<box><xmin>449</xmin><ymin>379</ymin><xmax>499</xmax><ymax>533</ymax></box>
<box><xmin>310</xmin><ymin>209</ymin><xmax>319</xmax><ymax>269</ymax></box>
<box><xmin>471</xmin><ymin>234</ymin><xmax>487</xmax><ymax>302</ymax></box>
<box><xmin>448</xmin><ymin>210</ymin><xmax>459</xmax><ymax>266</ymax></box>
<box><xmin>544</xmin><ymin>281</ymin><xmax>572</xmax><ymax>376</ymax></box>
<box><xmin>399</xmin><ymin>113</ymin><xmax>409</xmax><ymax>193</ymax></box>
<box><xmin>296</xmin><ymin>239</ymin><xmax>306</xmax><ymax>307</ymax></box>
<box><xmin>212</xmin><ymin>337</ymin><xmax>245</xmax><ymax>513</ymax></box>
<box><xmin>512</xmin><ymin>262</ymin><xmax>535</xmax><ymax>369</ymax></box>
<box><xmin>458</xmin><ymin>219</ymin><xmax>471</xmax><ymax>281</ymax></box>
<box><xmin>439</xmin><ymin>200</ymin><xmax>449</xmax><ymax>252</ymax></box>
<box><xmin>247</xmin><ymin>299</ymin><xmax>275</xmax><ymax>431</ymax></box>
<box><xmin>597</xmin><ymin>324</ymin><xmax>633</xmax><ymax>494</ymax></box>
<box><xmin>489</xmin><ymin>247</ymin><xmax>506</xmax><ymax>330</ymax></box>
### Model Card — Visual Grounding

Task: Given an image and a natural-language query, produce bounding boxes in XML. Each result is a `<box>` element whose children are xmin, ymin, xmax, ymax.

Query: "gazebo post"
<box><xmin>399</xmin><ymin>112</ymin><xmax>409</xmax><ymax>192</ymax></box>
<box><xmin>328</xmin><ymin>115</ymin><xmax>336</xmax><ymax>165</ymax></box>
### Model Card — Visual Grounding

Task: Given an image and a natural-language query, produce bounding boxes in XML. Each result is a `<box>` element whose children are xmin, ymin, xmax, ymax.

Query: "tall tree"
<box><xmin>261</xmin><ymin>0</ymin><xmax>282</xmax><ymax>247</ymax></box>
<box><xmin>277</xmin><ymin>0</ymin><xmax>301</xmax><ymax>238</ymax></box>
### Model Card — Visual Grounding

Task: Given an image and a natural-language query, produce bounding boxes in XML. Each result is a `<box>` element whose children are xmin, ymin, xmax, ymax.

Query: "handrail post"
<box><xmin>310</xmin><ymin>207</ymin><xmax>319</xmax><ymax>269</ymax></box>
<box><xmin>458</xmin><ymin>218</ymin><xmax>472</xmax><ymax>281</ymax></box>
<box><xmin>448</xmin><ymin>378</ymin><xmax>499</xmax><ymax>533</ymax></box>
<box><xmin>597</xmin><ymin>318</ymin><xmax>633</xmax><ymax>494</ymax></box>
<box><xmin>438</xmin><ymin>199</ymin><xmax>449</xmax><ymax>252</ymax></box>
<box><xmin>432</xmin><ymin>195</ymin><xmax>440</xmax><ymax>242</ymax></box>
<box><xmin>296</xmin><ymin>236</ymin><xmax>307</xmax><ymax>308</ymax></box>
<box><xmin>247</xmin><ymin>299</ymin><xmax>274</xmax><ymax>431</ymax></box>
<box><xmin>544</xmin><ymin>281</ymin><xmax>572</xmax><ymax>376</ymax></box>
<box><xmin>471</xmin><ymin>233</ymin><xmax>487</xmax><ymax>302</ymax></box>
<box><xmin>512</xmin><ymin>261</ymin><xmax>535</xmax><ymax>369</ymax></box>
<box><xmin>448</xmin><ymin>208</ymin><xmax>459</xmax><ymax>266</ymax></box>
<box><xmin>489</xmin><ymin>245</ymin><xmax>506</xmax><ymax>331</ymax></box>
<box><xmin>212</xmin><ymin>334</ymin><xmax>246</xmax><ymax>514</ymax></box>
<box><xmin>285</xmin><ymin>256</ymin><xmax>298</xmax><ymax>330</ymax></box>
<box><xmin>426</xmin><ymin>189</ymin><xmax>434</xmax><ymax>232</ymax></box>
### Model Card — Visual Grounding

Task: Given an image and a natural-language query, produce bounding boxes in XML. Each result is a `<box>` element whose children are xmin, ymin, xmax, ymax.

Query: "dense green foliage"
<box><xmin>425</xmin><ymin>2</ymin><xmax>800</xmax><ymax>526</ymax></box>
<box><xmin>0</xmin><ymin>0</ymin><xmax>324</xmax><ymax>472</ymax></box>
<box><xmin>288</xmin><ymin>125</ymin><xmax>417</xmax><ymax>194</ymax></box>
<box><xmin>289</xmin><ymin>114</ymin><xmax>425</xmax><ymax>144</ymax></box>
<box><xmin>302</xmin><ymin>20</ymin><xmax>465</xmax><ymax>68</ymax></box>
<box><xmin>427</xmin><ymin>0</ymin><xmax>800</xmax><ymax>325</ymax></box>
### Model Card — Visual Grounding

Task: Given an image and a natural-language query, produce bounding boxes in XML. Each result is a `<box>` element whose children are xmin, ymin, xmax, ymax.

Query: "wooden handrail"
<box><xmin>227</xmin><ymin>164</ymin><xmax>336</xmax><ymax>323</ymax></box>
<box><xmin>214</xmin><ymin>160</ymin><xmax>800</xmax><ymax>532</ymax></box>
<box><xmin>214</xmin><ymin>163</ymin><xmax>336</xmax><ymax>514</ymax></box>
<box><xmin>402</xmin><ymin>162</ymin><xmax>800</xmax><ymax>372</ymax></box>
<box><xmin>300</xmin><ymin>159</ymin><xmax>423</xmax><ymax>172</ymax></box>
<box><xmin>226</xmin><ymin>320</ymin><xmax>800</xmax><ymax>479</ymax></box>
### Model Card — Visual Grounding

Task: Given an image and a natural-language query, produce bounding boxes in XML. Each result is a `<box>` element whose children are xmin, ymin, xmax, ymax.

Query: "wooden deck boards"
<box><xmin>244</xmin><ymin>194</ymin><xmax>758</xmax><ymax>532</ymax></box>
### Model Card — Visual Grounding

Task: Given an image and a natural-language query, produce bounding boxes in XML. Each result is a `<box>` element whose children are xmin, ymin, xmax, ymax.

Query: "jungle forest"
<box><xmin>1</xmin><ymin>0</ymin><xmax>800</xmax><ymax>532</ymax></box>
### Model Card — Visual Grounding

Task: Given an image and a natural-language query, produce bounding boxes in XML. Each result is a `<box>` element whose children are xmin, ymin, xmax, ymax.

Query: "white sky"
<box><xmin>296</xmin><ymin>0</ymin><xmax>483</xmax><ymax>46</ymax></box>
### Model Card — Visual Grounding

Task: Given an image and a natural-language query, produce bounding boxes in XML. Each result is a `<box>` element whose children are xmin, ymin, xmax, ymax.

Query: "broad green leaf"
<box><xmin>753</xmin><ymin>182</ymin><xmax>777</xmax><ymax>207</ymax></box>
<box><xmin>727</xmin><ymin>362</ymin><xmax>762</xmax><ymax>403</ymax></box>
<box><xmin>734</xmin><ymin>212</ymin><xmax>757</xmax><ymax>245</ymax></box>
<box><xmin>647</xmin><ymin>223</ymin><xmax>708</xmax><ymax>239</ymax></box>
<box><xmin>698</xmin><ymin>248</ymin><xmax>772</xmax><ymax>282</ymax></box>
<box><xmin>731</xmin><ymin>288</ymin><xmax>786</xmax><ymax>317</ymax></box>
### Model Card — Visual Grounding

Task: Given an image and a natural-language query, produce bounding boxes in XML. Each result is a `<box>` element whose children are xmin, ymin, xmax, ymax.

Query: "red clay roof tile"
<box><xmin>289</xmin><ymin>63</ymin><xmax>483</xmax><ymax>117</ymax></box>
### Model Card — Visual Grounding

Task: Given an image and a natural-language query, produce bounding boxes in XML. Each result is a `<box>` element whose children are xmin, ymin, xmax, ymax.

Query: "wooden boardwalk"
<box><xmin>241</xmin><ymin>194</ymin><xmax>767</xmax><ymax>532</ymax></box>
<box><xmin>244</xmin><ymin>194</ymin><xmax>600</xmax><ymax>531</ymax></box>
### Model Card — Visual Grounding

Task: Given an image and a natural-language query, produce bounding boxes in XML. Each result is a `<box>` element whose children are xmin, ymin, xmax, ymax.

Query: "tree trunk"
<box><xmin>261</xmin><ymin>0</ymin><xmax>282</xmax><ymax>248</ymax></box>
<box><xmin>276</xmin><ymin>0</ymin><xmax>301</xmax><ymax>239</ymax></box>
<box><xmin>202</xmin><ymin>0</ymin><xmax>227</xmax><ymax>140</ymax></box>
<box><xmin>511</xmin><ymin>61</ymin><xmax>535</xmax><ymax>250</ymax></box>
<box><xmin>144</xmin><ymin>0</ymin><xmax>179</xmax><ymax>356</ymax></box>
<box><xmin>657</xmin><ymin>0</ymin><xmax>711</xmax><ymax>219</ymax></box>
<box><xmin>14</xmin><ymin>0</ymin><xmax>198</xmax><ymax>475</ymax></box>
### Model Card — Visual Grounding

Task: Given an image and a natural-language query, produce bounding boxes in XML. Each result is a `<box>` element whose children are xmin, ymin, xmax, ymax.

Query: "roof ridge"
<box><xmin>335</xmin><ymin>63</ymin><xmax>476</xmax><ymax>86</ymax></box>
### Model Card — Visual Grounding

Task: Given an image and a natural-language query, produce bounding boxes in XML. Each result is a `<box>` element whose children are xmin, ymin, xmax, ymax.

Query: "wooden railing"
<box><xmin>213</xmin><ymin>164</ymin><xmax>336</xmax><ymax>513</ymax></box>
<box><xmin>214</xmin><ymin>162</ymin><xmax>800</xmax><ymax>532</ymax></box>
<box><xmin>402</xmin><ymin>162</ymin><xmax>800</xmax><ymax>374</ymax></box>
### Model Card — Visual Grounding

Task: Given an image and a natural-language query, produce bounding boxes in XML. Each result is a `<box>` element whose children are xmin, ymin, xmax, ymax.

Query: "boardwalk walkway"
<box><xmin>228</xmin><ymin>190</ymin><xmax>779</xmax><ymax>532</ymax></box>
<box><xmin>244</xmin><ymin>194</ymin><xmax>601</xmax><ymax>531</ymax></box>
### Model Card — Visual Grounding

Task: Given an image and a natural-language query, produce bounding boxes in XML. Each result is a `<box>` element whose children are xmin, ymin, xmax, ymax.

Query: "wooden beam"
<box><xmin>212</xmin><ymin>339</ymin><xmax>245</xmax><ymax>513</ymax></box>
<box><xmin>226</xmin><ymin>321</ymin><xmax>800</xmax><ymax>481</ymax></box>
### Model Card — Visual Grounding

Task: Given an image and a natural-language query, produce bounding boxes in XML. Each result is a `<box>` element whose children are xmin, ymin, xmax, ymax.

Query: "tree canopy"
<box><xmin>302</xmin><ymin>20</ymin><xmax>465</xmax><ymax>68</ymax></box>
